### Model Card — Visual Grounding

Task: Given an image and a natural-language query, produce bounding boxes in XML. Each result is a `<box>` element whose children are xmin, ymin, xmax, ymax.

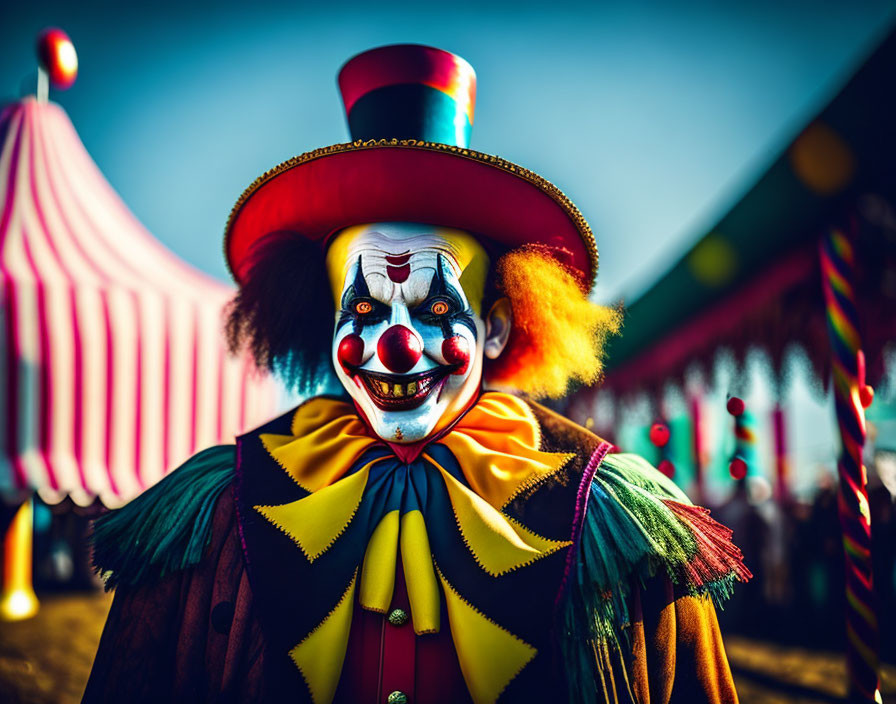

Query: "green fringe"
<box><xmin>560</xmin><ymin>453</ymin><xmax>744</xmax><ymax>702</ymax></box>
<box><xmin>702</xmin><ymin>572</ymin><xmax>741</xmax><ymax>606</ymax></box>
<box><xmin>91</xmin><ymin>445</ymin><xmax>236</xmax><ymax>590</ymax></box>
<box><xmin>597</xmin><ymin>452</ymin><xmax>691</xmax><ymax>504</ymax></box>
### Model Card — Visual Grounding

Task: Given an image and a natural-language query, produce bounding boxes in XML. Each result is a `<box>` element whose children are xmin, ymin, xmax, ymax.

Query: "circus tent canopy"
<box><xmin>0</xmin><ymin>96</ymin><xmax>278</xmax><ymax>508</ymax></box>
<box><xmin>595</xmin><ymin>30</ymin><xmax>896</xmax><ymax>399</ymax></box>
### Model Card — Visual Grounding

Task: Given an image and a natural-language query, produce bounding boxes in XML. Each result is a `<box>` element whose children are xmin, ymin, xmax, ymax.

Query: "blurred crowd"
<box><xmin>714</xmin><ymin>454</ymin><xmax>896</xmax><ymax>661</ymax></box>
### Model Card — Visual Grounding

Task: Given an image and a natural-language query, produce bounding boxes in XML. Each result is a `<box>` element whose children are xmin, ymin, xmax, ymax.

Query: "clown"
<box><xmin>327</xmin><ymin>223</ymin><xmax>498</xmax><ymax>445</ymax></box>
<box><xmin>86</xmin><ymin>45</ymin><xmax>749</xmax><ymax>704</ymax></box>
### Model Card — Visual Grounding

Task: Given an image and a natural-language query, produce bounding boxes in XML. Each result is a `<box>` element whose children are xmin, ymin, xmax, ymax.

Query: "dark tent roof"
<box><xmin>601</xmin><ymin>29</ymin><xmax>896</xmax><ymax>396</ymax></box>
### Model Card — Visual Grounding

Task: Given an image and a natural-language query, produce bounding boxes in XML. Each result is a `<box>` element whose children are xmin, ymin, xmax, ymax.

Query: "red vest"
<box><xmin>337</xmin><ymin>566</ymin><xmax>471</xmax><ymax>703</ymax></box>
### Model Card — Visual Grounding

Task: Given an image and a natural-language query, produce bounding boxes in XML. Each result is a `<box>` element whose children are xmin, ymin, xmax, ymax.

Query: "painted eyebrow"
<box><xmin>337</xmin><ymin>255</ymin><xmax>394</xmax><ymax>335</ymax></box>
<box><xmin>423</xmin><ymin>254</ymin><xmax>464</xmax><ymax>303</ymax></box>
<box><xmin>340</xmin><ymin>255</ymin><xmax>371</xmax><ymax>308</ymax></box>
<box><xmin>413</xmin><ymin>254</ymin><xmax>477</xmax><ymax>339</ymax></box>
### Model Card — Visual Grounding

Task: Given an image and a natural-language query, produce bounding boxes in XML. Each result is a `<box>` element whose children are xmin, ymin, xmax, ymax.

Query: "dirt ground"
<box><xmin>1</xmin><ymin>591</ymin><xmax>894</xmax><ymax>703</ymax></box>
<box><xmin>727</xmin><ymin>636</ymin><xmax>896</xmax><ymax>703</ymax></box>
<box><xmin>0</xmin><ymin>592</ymin><xmax>112</xmax><ymax>704</ymax></box>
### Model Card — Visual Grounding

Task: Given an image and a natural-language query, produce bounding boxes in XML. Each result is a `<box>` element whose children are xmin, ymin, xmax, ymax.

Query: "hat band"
<box><xmin>347</xmin><ymin>84</ymin><xmax>472</xmax><ymax>148</ymax></box>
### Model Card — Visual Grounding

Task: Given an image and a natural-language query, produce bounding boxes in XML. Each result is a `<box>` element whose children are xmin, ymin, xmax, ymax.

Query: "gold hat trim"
<box><xmin>224</xmin><ymin>138</ymin><xmax>599</xmax><ymax>291</ymax></box>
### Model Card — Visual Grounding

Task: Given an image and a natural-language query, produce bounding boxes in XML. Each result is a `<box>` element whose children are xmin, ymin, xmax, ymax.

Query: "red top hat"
<box><xmin>224</xmin><ymin>44</ymin><xmax>598</xmax><ymax>290</ymax></box>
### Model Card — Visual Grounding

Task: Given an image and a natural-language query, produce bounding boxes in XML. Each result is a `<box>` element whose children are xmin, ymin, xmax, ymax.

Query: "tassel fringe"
<box><xmin>90</xmin><ymin>445</ymin><xmax>236</xmax><ymax>590</ymax></box>
<box><xmin>661</xmin><ymin>499</ymin><xmax>753</xmax><ymax>603</ymax></box>
<box><xmin>560</xmin><ymin>453</ymin><xmax>750</xmax><ymax>702</ymax></box>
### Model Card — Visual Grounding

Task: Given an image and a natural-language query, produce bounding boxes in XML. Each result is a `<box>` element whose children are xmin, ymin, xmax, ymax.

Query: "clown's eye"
<box><xmin>338</xmin><ymin>297</ymin><xmax>388</xmax><ymax>332</ymax></box>
<box><xmin>431</xmin><ymin>300</ymin><xmax>451</xmax><ymax>316</ymax></box>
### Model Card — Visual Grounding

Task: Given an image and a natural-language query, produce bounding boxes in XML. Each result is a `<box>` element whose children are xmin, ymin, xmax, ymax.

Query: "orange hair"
<box><xmin>485</xmin><ymin>247</ymin><xmax>621</xmax><ymax>399</ymax></box>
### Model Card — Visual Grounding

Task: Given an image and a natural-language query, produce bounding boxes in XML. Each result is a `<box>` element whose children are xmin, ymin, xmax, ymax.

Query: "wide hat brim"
<box><xmin>224</xmin><ymin>139</ymin><xmax>598</xmax><ymax>291</ymax></box>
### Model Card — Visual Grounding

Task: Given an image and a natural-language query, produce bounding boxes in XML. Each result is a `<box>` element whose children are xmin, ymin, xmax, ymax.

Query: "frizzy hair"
<box><xmin>225</xmin><ymin>232</ymin><xmax>336</xmax><ymax>394</ymax></box>
<box><xmin>484</xmin><ymin>246</ymin><xmax>621</xmax><ymax>399</ymax></box>
<box><xmin>226</xmin><ymin>235</ymin><xmax>621</xmax><ymax>398</ymax></box>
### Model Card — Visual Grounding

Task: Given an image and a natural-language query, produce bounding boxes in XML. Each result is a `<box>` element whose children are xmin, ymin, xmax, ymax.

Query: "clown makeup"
<box><xmin>327</xmin><ymin>223</ymin><xmax>492</xmax><ymax>443</ymax></box>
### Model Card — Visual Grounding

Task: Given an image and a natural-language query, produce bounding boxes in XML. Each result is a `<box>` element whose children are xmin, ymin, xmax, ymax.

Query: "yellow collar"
<box><xmin>261</xmin><ymin>391</ymin><xmax>571</xmax><ymax>508</ymax></box>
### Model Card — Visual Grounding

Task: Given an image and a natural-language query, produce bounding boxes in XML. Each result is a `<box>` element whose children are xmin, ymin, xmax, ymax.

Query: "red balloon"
<box><xmin>726</xmin><ymin>397</ymin><xmax>745</xmax><ymax>417</ymax></box>
<box><xmin>649</xmin><ymin>423</ymin><xmax>670</xmax><ymax>447</ymax></box>
<box><xmin>337</xmin><ymin>334</ymin><xmax>364</xmax><ymax>372</ymax></box>
<box><xmin>441</xmin><ymin>335</ymin><xmax>470</xmax><ymax>374</ymax></box>
<box><xmin>860</xmin><ymin>384</ymin><xmax>874</xmax><ymax>409</ymax></box>
<box><xmin>377</xmin><ymin>325</ymin><xmax>422</xmax><ymax>374</ymax></box>
<box><xmin>729</xmin><ymin>457</ymin><xmax>748</xmax><ymax>480</ymax></box>
<box><xmin>657</xmin><ymin>459</ymin><xmax>675</xmax><ymax>478</ymax></box>
<box><xmin>37</xmin><ymin>28</ymin><xmax>78</xmax><ymax>90</ymax></box>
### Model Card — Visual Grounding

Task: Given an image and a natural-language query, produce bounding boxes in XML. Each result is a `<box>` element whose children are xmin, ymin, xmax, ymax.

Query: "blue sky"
<box><xmin>3</xmin><ymin>1</ymin><xmax>895</xmax><ymax>302</ymax></box>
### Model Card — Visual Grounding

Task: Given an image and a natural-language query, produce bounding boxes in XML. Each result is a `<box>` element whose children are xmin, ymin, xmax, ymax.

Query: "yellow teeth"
<box><xmin>369</xmin><ymin>378</ymin><xmax>425</xmax><ymax>399</ymax></box>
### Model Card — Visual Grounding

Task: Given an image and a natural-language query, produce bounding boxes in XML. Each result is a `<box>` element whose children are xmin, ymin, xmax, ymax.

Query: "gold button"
<box><xmin>387</xmin><ymin>608</ymin><xmax>409</xmax><ymax>626</ymax></box>
<box><xmin>387</xmin><ymin>691</ymin><xmax>408</xmax><ymax>704</ymax></box>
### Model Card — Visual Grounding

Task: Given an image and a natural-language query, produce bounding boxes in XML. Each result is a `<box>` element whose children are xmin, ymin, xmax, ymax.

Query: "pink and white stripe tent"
<box><xmin>0</xmin><ymin>97</ymin><xmax>278</xmax><ymax>508</ymax></box>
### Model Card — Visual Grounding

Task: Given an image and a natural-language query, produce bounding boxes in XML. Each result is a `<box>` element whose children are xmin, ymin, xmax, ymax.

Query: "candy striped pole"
<box><xmin>819</xmin><ymin>226</ymin><xmax>880</xmax><ymax>704</ymax></box>
<box><xmin>772</xmin><ymin>404</ymin><xmax>790</xmax><ymax>503</ymax></box>
<box><xmin>689</xmin><ymin>395</ymin><xmax>705</xmax><ymax>504</ymax></box>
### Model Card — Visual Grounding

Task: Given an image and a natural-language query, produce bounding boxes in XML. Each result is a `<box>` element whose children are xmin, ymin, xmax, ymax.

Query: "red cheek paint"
<box><xmin>442</xmin><ymin>335</ymin><xmax>470</xmax><ymax>375</ymax></box>
<box><xmin>378</xmin><ymin>325</ymin><xmax>423</xmax><ymax>373</ymax></box>
<box><xmin>337</xmin><ymin>334</ymin><xmax>365</xmax><ymax>372</ymax></box>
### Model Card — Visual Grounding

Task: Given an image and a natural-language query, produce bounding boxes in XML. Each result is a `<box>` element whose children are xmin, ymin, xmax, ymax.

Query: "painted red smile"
<box><xmin>355</xmin><ymin>366</ymin><xmax>453</xmax><ymax>411</ymax></box>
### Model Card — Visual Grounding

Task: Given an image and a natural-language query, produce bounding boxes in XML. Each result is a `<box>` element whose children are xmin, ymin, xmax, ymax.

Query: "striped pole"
<box><xmin>772</xmin><ymin>404</ymin><xmax>790</xmax><ymax>503</ymax></box>
<box><xmin>819</xmin><ymin>226</ymin><xmax>880</xmax><ymax>704</ymax></box>
<box><xmin>689</xmin><ymin>395</ymin><xmax>705</xmax><ymax>504</ymax></box>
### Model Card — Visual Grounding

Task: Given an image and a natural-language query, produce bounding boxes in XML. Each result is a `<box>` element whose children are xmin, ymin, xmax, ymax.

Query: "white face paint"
<box><xmin>328</xmin><ymin>223</ymin><xmax>488</xmax><ymax>443</ymax></box>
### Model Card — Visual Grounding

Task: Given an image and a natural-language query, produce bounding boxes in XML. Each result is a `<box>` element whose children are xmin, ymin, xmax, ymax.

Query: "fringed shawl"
<box><xmin>91</xmin><ymin>445</ymin><xmax>236</xmax><ymax>589</ymax></box>
<box><xmin>560</xmin><ymin>453</ymin><xmax>751</xmax><ymax>703</ymax></box>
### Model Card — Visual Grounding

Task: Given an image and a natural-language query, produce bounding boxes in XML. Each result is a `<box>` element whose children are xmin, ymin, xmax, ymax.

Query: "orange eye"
<box><xmin>431</xmin><ymin>301</ymin><xmax>450</xmax><ymax>315</ymax></box>
<box><xmin>355</xmin><ymin>301</ymin><xmax>373</xmax><ymax>315</ymax></box>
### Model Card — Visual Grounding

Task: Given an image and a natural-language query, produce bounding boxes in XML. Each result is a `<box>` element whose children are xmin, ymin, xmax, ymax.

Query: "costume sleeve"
<box><xmin>628</xmin><ymin>575</ymin><xmax>739</xmax><ymax>704</ymax></box>
<box><xmin>84</xmin><ymin>446</ymin><xmax>266</xmax><ymax>703</ymax></box>
<box><xmin>82</xmin><ymin>562</ymin><xmax>185</xmax><ymax>701</ymax></box>
<box><xmin>560</xmin><ymin>453</ymin><xmax>750</xmax><ymax>704</ymax></box>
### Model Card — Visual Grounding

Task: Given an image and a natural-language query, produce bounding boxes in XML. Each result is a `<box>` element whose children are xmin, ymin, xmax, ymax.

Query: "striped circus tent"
<box><xmin>0</xmin><ymin>97</ymin><xmax>278</xmax><ymax>508</ymax></box>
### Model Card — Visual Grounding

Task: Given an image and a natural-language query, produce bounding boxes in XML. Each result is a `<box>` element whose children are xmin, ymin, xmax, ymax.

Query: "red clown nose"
<box><xmin>377</xmin><ymin>325</ymin><xmax>422</xmax><ymax>373</ymax></box>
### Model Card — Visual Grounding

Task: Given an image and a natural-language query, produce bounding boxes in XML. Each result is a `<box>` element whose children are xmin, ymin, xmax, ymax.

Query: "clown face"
<box><xmin>327</xmin><ymin>223</ymin><xmax>497</xmax><ymax>443</ymax></box>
